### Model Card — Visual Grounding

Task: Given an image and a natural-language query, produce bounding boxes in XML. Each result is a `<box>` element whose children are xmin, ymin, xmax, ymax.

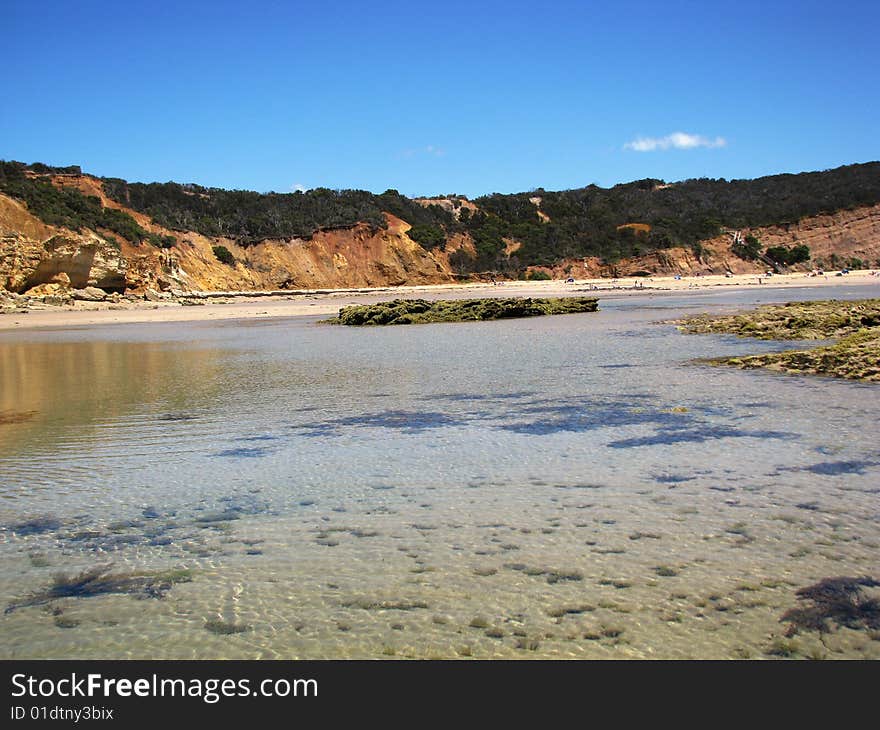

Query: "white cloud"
<box><xmin>291</xmin><ymin>183</ymin><xmax>308</xmax><ymax>192</ymax></box>
<box><xmin>399</xmin><ymin>145</ymin><xmax>446</xmax><ymax>159</ymax></box>
<box><xmin>624</xmin><ymin>132</ymin><xmax>727</xmax><ymax>152</ymax></box>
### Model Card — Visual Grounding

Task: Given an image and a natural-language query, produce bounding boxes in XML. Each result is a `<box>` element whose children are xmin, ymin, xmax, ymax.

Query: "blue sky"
<box><xmin>4</xmin><ymin>0</ymin><xmax>878</xmax><ymax>197</ymax></box>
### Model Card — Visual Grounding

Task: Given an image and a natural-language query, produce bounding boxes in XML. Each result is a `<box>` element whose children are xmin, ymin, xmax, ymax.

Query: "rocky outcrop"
<box><xmin>329</xmin><ymin>296</ymin><xmax>600</xmax><ymax>325</ymax></box>
<box><xmin>678</xmin><ymin>298</ymin><xmax>880</xmax><ymax>382</ymax></box>
<box><xmin>675</xmin><ymin>298</ymin><xmax>880</xmax><ymax>340</ymax></box>
<box><xmin>1</xmin><ymin>230</ymin><xmax>129</xmax><ymax>294</ymax></box>
<box><xmin>0</xmin><ymin>194</ymin><xmax>130</xmax><ymax>293</ymax></box>
<box><xmin>1</xmin><ymin>231</ymin><xmax>45</xmax><ymax>291</ymax></box>
<box><xmin>716</xmin><ymin>330</ymin><xmax>880</xmax><ymax>382</ymax></box>
<box><xmin>246</xmin><ymin>214</ymin><xmax>452</xmax><ymax>288</ymax></box>
<box><xmin>1</xmin><ymin>190</ymin><xmax>454</xmax><ymax>296</ymax></box>
<box><xmin>22</xmin><ymin>233</ymin><xmax>128</xmax><ymax>292</ymax></box>
<box><xmin>728</xmin><ymin>204</ymin><xmax>880</xmax><ymax>270</ymax></box>
<box><xmin>71</xmin><ymin>286</ymin><xmax>108</xmax><ymax>302</ymax></box>
<box><xmin>412</xmin><ymin>197</ymin><xmax>479</xmax><ymax>220</ymax></box>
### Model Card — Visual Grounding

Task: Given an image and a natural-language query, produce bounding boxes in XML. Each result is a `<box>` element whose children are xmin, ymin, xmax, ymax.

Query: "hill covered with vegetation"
<box><xmin>461</xmin><ymin>162</ymin><xmax>880</xmax><ymax>270</ymax></box>
<box><xmin>2</xmin><ymin>159</ymin><xmax>879</xmax><ymax>275</ymax></box>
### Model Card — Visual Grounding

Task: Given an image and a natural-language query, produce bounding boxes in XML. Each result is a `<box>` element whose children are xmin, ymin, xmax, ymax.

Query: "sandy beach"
<box><xmin>1</xmin><ymin>270</ymin><xmax>878</xmax><ymax>331</ymax></box>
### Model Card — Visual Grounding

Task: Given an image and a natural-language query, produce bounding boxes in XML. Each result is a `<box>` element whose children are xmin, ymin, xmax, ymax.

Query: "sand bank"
<box><xmin>1</xmin><ymin>270</ymin><xmax>879</xmax><ymax>332</ymax></box>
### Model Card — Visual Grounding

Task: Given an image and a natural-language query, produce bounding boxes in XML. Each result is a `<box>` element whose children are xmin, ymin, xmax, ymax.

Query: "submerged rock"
<box><xmin>8</xmin><ymin>515</ymin><xmax>62</xmax><ymax>535</ymax></box>
<box><xmin>328</xmin><ymin>296</ymin><xmax>599</xmax><ymax>325</ymax></box>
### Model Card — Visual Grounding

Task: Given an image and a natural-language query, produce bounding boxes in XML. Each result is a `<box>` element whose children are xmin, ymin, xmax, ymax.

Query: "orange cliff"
<box><xmin>2</xmin><ymin>172</ymin><xmax>879</xmax><ymax>298</ymax></box>
<box><xmin>0</xmin><ymin>178</ymin><xmax>458</xmax><ymax>296</ymax></box>
<box><xmin>533</xmin><ymin>204</ymin><xmax>880</xmax><ymax>280</ymax></box>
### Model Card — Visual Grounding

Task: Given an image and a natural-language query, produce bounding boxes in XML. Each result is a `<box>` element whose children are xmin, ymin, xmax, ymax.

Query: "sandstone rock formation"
<box><xmin>26</xmin><ymin>233</ymin><xmax>128</xmax><ymax>291</ymax></box>
<box><xmin>71</xmin><ymin>286</ymin><xmax>108</xmax><ymax>302</ymax></box>
<box><xmin>159</xmin><ymin>214</ymin><xmax>454</xmax><ymax>292</ymax></box>
<box><xmin>0</xmin><ymin>194</ymin><xmax>130</xmax><ymax>293</ymax></box>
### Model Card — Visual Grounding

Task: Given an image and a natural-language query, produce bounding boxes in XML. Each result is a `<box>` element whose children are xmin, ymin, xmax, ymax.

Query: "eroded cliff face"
<box><xmin>0</xmin><ymin>195</ymin><xmax>130</xmax><ymax>293</ymax></box>
<box><xmin>156</xmin><ymin>213</ymin><xmax>454</xmax><ymax>291</ymax></box>
<box><xmin>539</xmin><ymin>204</ymin><xmax>880</xmax><ymax>279</ymax></box>
<box><xmin>2</xmin><ymin>172</ymin><xmax>878</xmax><ymax>296</ymax></box>
<box><xmin>729</xmin><ymin>204</ymin><xmax>880</xmax><ymax>268</ymax></box>
<box><xmin>0</xmin><ymin>183</ymin><xmax>457</xmax><ymax>295</ymax></box>
<box><xmin>52</xmin><ymin>175</ymin><xmax>456</xmax><ymax>290</ymax></box>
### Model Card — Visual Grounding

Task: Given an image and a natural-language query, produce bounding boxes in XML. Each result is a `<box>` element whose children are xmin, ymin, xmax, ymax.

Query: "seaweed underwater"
<box><xmin>781</xmin><ymin>576</ymin><xmax>880</xmax><ymax>637</ymax></box>
<box><xmin>5</xmin><ymin>564</ymin><xmax>193</xmax><ymax>614</ymax></box>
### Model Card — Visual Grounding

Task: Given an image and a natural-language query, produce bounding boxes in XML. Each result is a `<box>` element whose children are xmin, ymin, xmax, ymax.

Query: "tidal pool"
<box><xmin>1</xmin><ymin>285</ymin><xmax>879</xmax><ymax>659</ymax></box>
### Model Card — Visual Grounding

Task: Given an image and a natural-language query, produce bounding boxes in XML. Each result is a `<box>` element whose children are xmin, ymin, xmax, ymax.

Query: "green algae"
<box><xmin>547</xmin><ymin>604</ymin><xmax>596</xmax><ymax>618</ymax></box>
<box><xmin>5</xmin><ymin>564</ymin><xmax>193</xmax><ymax>613</ymax></box>
<box><xmin>714</xmin><ymin>329</ymin><xmax>880</xmax><ymax>382</ymax></box>
<box><xmin>28</xmin><ymin>553</ymin><xmax>51</xmax><ymax>568</ymax></box>
<box><xmin>342</xmin><ymin>598</ymin><xmax>429</xmax><ymax>611</ymax></box>
<box><xmin>675</xmin><ymin>298</ymin><xmax>880</xmax><ymax>340</ymax></box>
<box><xmin>654</xmin><ymin>565</ymin><xmax>679</xmax><ymax>577</ymax></box>
<box><xmin>205</xmin><ymin>619</ymin><xmax>251</xmax><ymax>635</ymax></box>
<box><xmin>326</xmin><ymin>296</ymin><xmax>599</xmax><ymax>326</ymax></box>
<box><xmin>677</xmin><ymin>298</ymin><xmax>880</xmax><ymax>382</ymax></box>
<box><xmin>515</xmin><ymin>637</ymin><xmax>541</xmax><ymax>651</ymax></box>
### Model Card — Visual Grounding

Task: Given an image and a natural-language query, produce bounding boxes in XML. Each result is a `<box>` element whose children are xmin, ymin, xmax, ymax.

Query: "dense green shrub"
<box><xmin>147</xmin><ymin>233</ymin><xmax>176</xmax><ymax>248</ymax></box>
<box><xmin>526</xmin><ymin>270</ymin><xmax>552</xmax><ymax>280</ymax></box>
<box><xmin>99</xmin><ymin>179</ymin><xmax>453</xmax><ymax>245</ymax></box>
<box><xmin>732</xmin><ymin>235</ymin><xmax>763</xmax><ymax>260</ymax></box>
<box><xmin>0</xmin><ymin>161</ymin><xmax>148</xmax><ymax>243</ymax></box>
<box><xmin>407</xmin><ymin>224</ymin><xmax>446</xmax><ymax>250</ymax></box>
<box><xmin>212</xmin><ymin>245</ymin><xmax>234</xmax><ymax>265</ymax></box>
<box><xmin>765</xmin><ymin>244</ymin><xmax>811</xmax><ymax>265</ymax></box>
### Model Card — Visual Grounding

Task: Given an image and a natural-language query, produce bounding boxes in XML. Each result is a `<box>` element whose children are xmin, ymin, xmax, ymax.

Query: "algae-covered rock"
<box><xmin>679</xmin><ymin>298</ymin><xmax>880</xmax><ymax>382</ymax></box>
<box><xmin>712</xmin><ymin>329</ymin><xmax>880</xmax><ymax>382</ymax></box>
<box><xmin>675</xmin><ymin>298</ymin><xmax>880</xmax><ymax>340</ymax></box>
<box><xmin>328</xmin><ymin>296</ymin><xmax>599</xmax><ymax>325</ymax></box>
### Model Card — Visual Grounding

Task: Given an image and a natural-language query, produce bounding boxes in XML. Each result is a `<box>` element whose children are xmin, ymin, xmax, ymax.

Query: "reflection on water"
<box><xmin>0</xmin><ymin>340</ymin><xmax>227</xmax><ymax>453</ymax></box>
<box><xmin>1</xmin><ymin>285</ymin><xmax>879</xmax><ymax>659</ymax></box>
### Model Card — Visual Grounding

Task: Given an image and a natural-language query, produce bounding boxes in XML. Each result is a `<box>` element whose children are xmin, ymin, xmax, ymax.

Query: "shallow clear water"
<box><xmin>1</xmin><ymin>285</ymin><xmax>879</xmax><ymax>659</ymax></box>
